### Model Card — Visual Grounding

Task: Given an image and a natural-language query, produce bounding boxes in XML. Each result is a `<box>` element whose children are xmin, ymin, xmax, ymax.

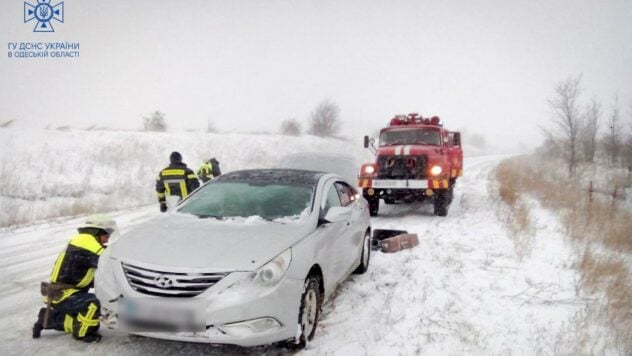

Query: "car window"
<box><xmin>347</xmin><ymin>184</ymin><xmax>359</xmax><ymax>203</ymax></box>
<box><xmin>334</xmin><ymin>182</ymin><xmax>353</xmax><ymax>207</ymax></box>
<box><xmin>323</xmin><ymin>184</ymin><xmax>342</xmax><ymax>213</ymax></box>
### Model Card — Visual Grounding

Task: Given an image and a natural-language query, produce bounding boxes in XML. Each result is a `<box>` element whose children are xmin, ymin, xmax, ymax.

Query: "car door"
<box><xmin>334</xmin><ymin>182</ymin><xmax>365</xmax><ymax>271</ymax></box>
<box><xmin>319</xmin><ymin>179</ymin><xmax>350</xmax><ymax>286</ymax></box>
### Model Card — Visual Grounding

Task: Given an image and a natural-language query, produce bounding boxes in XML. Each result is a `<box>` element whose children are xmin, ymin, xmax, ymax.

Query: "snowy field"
<box><xmin>0</xmin><ymin>128</ymin><xmax>370</xmax><ymax>227</ymax></box>
<box><xmin>0</xmin><ymin>129</ymin><xmax>608</xmax><ymax>355</ymax></box>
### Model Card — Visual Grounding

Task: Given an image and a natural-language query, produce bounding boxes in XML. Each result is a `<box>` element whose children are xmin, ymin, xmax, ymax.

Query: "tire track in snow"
<box><xmin>305</xmin><ymin>155</ymin><xmax>516</xmax><ymax>354</ymax></box>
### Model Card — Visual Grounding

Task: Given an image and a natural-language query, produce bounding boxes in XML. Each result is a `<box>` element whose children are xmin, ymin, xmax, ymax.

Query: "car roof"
<box><xmin>215</xmin><ymin>169</ymin><xmax>325</xmax><ymax>185</ymax></box>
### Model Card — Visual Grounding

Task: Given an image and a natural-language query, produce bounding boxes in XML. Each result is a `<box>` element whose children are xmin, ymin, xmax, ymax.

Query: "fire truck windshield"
<box><xmin>379</xmin><ymin>128</ymin><xmax>441</xmax><ymax>146</ymax></box>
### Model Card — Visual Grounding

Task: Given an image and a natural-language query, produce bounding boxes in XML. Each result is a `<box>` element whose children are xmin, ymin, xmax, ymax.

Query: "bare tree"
<box><xmin>604</xmin><ymin>96</ymin><xmax>621</xmax><ymax>166</ymax></box>
<box><xmin>143</xmin><ymin>111</ymin><xmax>167</xmax><ymax>132</ymax></box>
<box><xmin>547</xmin><ymin>75</ymin><xmax>583</xmax><ymax>176</ymax></box>
<box><xmin>206</xmin><ymin>119</ymin><xmax>218</xmax><ymax>133</ymax></box>
<box><xmin>624</xmin><ymin>100</ymin><xmax>632</xmax><ymax>174</ymax></box>
<box><xmin>308</xmin><ymin>99</ymin><xmax>341</xmax><ymax>137</ymax></box>
<box><xmin>280</xmin><ymin>118</ymin><xmax>301</xmax><ymax>136</ymax></box>
<box><xmin>579</xmin><ymin>97</ymin><xmax>601</xmax><ymax>163</ymax></box>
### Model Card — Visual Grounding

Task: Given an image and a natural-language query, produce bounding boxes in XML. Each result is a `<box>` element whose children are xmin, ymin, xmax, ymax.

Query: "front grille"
<box><xmin>377</xmin><ymin>155</ymin><xmax>427</xmax><ymax>179</ymax></box>
<box><xmin>121</xmin><ymin>262</ymin><xmax>228</xmax><ymax>298</ymax></box>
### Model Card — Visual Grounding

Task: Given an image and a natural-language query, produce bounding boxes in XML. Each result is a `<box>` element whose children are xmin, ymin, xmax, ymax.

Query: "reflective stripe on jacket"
<box><xmin>155</xmin><ymin>163</ymin><xmax>200</xmax><ymax>203</ymax></box>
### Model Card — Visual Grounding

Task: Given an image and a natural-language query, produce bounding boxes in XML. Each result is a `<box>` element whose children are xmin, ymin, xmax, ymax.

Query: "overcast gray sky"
<box><xmin>1</xmin><ymin>0</ymin><xmax>631</xmax><ymax>151</ymax></box>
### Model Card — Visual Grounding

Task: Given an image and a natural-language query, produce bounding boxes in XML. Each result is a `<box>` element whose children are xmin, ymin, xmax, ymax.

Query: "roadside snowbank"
<box><xmin>0</xmin><ymin>129</ymin><xmax>368</xmax><ymax>227</ymax></box>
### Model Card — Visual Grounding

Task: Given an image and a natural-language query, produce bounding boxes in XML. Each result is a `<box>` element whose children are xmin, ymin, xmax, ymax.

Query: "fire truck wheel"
<box><xmin>447</xmin><ymin>186</ymin><xmax>454</xmax><ymax>204</ymax></box>
<box><xmin>433</xmin><ymin>191</ymin><xmax>448</xmax><ymax>217</ymax></box>
<box><xmin>368</xmin><ymin>198</ymin><xmax>379</xmax><ymax>216</ymax></box>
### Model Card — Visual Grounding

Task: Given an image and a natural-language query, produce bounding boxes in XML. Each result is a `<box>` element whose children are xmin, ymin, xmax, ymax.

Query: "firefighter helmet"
<box><xmin>83</xmin><ymin>214</ymin><xmax>117</xmax><ymax>235</ymax></box>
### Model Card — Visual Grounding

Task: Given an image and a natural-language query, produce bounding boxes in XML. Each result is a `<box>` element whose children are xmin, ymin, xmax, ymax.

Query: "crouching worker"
<box><xmin>33</xmin><ymin>214</ymin><xmax>117</xmax><ymax>343</ymax></box>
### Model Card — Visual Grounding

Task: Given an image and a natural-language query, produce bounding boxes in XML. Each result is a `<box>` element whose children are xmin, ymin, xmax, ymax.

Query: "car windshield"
<box><xmin>379</xmin><ymin>129</ymin><xmax>441</xmax><ymax>146</ymax></box>
<box><xmin>177</xmin><ymin>181</ymin><xmax>314</xmax><ymax>221</ymax></box>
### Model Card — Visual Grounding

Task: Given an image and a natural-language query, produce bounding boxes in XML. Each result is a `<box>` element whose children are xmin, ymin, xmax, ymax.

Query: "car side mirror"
<box><xmin>323</xmin><ymin>206</ymin><xmax>352</xmax><ymax>223</ymax></box>
<box><xmin>363</xmin><ymin>135</ymin><xmax>369</xmax><ymax>148</ymax></box>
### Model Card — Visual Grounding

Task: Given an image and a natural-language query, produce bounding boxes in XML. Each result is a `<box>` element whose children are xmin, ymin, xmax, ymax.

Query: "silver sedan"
<box><xmin>95</xmin><ymin>169</ymin><xmax>371</xmax><ymax>348</ymax></box>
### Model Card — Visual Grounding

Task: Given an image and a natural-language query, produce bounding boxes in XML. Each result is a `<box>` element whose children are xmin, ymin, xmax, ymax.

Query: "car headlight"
<box><xmin>254</xmin><ymin>248</ymin><xmax>292</xmax><ymax>287</ymax></box>
<box><xmin>430</xmin><ymin>165</ymin><xmax>442</xmax><ymax>176</ymax></box>
<box><xmin>363</xmin><ymin>165</ymin><xmax>375</xmax><ymax>174</ymax></box>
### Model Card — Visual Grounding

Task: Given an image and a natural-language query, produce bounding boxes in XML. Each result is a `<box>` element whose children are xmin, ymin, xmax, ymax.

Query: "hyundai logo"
<box><xmin>154</xmin><ymin>275</ymin><xmax>175</xmax><ymax>288</ymax></box>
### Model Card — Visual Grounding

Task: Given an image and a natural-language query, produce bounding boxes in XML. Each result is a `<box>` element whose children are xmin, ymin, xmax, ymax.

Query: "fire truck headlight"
<box><xmin>364</xmin><ymin>165</ymin><xmax>375</xmax><ymax>174</ymax></box>
<box><xmin>430</xmin><ymin>165</ymin><xmax>442</xmax><ymax>176</ymax></box>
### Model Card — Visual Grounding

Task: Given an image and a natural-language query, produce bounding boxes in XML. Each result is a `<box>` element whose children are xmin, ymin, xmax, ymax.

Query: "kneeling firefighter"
<box><xmin>32</xmin><ymin>214</ymin><xmax>117</xmax><ymax>343</ymax></box>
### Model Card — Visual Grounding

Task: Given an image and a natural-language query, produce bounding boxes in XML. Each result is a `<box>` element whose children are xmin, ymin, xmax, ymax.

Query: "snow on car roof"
<box><xmin>215</xmin><ymin>169</ymin><xmax>325</xmax><ymax>185</ymax></box>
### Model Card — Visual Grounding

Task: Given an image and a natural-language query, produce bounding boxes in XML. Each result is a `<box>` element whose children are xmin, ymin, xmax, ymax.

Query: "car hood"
<box><xmin>108</xmin><ymin>213</ymin><xmax>313</xmax><ymax>271</ymax></box>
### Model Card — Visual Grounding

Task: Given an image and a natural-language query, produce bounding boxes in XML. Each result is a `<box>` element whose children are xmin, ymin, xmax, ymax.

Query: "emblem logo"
<box><xmin>24</xmin><ymin>0</ymin><xmax>64</xmax><ymax>32</ymax></box>
<box><xmin>154</xmin><ymin>275</ymin><xmax>175</xmax><ymax>289</ymax></box>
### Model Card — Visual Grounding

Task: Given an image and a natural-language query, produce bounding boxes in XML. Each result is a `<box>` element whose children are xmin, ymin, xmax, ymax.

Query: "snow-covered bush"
<box><xmin>142</xmin><ymin>111</ymin><xmax>167</xmax><ymax>131</ymax></box>
<box><xmin>280</xmin><ymin>118</ymin><xmax>301</xmax><ymax>136</ymax></box>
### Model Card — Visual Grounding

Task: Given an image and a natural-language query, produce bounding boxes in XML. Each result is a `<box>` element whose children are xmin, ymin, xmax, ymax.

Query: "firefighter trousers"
<box><xmin>49</xmin><ymin>293</ymin><xmax>101</xmax><ymax>340</ymax></box>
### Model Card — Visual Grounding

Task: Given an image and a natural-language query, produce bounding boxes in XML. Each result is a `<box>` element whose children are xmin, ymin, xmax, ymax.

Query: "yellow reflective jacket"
<box><xmin>197</xmin><ymin>162</ymin><xmax>214</xmax><ymax>183</ymax></box>
<box><xmin>48</xmin><ymin>233</ymin><xmax>104</xmax><ymax>303</ymax></box>
<box><xmin>156</xmin><ymin>162</ymin><xmax>200</xmax><ymax>203</ymax></box>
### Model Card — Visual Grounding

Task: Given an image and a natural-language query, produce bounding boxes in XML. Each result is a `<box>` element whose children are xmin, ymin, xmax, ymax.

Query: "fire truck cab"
<box><xmin>358</xmin><ymin>113</ymin><xmax>463</xmax><ymax>216</ymax></box>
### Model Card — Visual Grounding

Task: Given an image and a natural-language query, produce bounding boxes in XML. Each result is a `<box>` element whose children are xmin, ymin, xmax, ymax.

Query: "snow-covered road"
<box><xmin>0</xmin><ymin>155</ymin><xmax>584</xmax><ymax>355</ymax></box>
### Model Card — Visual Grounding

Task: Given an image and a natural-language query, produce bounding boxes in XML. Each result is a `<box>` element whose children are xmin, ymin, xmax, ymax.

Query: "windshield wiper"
<box><xmin>195</xmin><ymin>214</ymin><xmax>224</xmax><ymax>220</ymax></box>
<box><xmin>258</xmin><ymin>216</ymin><xmax>286</xmax><ymax>224</ymax></box>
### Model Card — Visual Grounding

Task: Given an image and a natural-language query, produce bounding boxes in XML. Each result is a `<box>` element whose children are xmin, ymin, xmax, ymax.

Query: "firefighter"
<box><xmin>156</xmin><ymin>151</ymin><xmax>200</xmax><ymax>212</ymax></box>
<box><xmin>197</xmin><ymin>157</ymin><xmax>222</xmax><ymax>183</ymax></box>
<box><xmin>32</xmin><ymin>214</ymin><xmax>117</xmax><ymax>342</ymax></box>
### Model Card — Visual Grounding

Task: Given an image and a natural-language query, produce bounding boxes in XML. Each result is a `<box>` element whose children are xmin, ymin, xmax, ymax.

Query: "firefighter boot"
<box><xmin>32</xmin><ymin>308</ymin><xmax>46</xmax><ymax>339</ymax></box>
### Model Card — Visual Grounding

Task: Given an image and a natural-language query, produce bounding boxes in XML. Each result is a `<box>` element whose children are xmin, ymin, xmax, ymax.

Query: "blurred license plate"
<box><xmin>118</xmin><ymin>298</ymin><xmax>204</xmax><ymax>332</ymax></box>
<box><xmin>372</xmin><ymin>180</ymin><xmax>427</xmax><ymax>189</ymax></box>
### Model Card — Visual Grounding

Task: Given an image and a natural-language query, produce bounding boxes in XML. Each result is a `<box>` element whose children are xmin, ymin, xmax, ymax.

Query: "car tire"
<box><xmin>353</xmin><ymin>231</ymin><xmax>371</xmax><ymax>274</ymax></box>
<box><xmin>368</xmin><ymin>198</ymin><xmax>379</xmax><ymax>216</ymax></box>
<box><xmin>285</xmin><ymin>276</ymin><xmax>322</xmax><ymax>350</ymax></box>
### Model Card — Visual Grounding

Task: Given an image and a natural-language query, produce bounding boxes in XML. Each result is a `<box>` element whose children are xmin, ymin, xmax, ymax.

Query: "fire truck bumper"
<box><xmin>369</xmin><ymin>179</ymin><xmax>428</xmax><ymax>189</ymax></box>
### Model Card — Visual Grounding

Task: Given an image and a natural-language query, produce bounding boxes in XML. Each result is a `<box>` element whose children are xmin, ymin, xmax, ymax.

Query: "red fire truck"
<box><xmin>358</xmin><ymin>113</ymin><xmax>463</xmax><ymax>217</ymax></box>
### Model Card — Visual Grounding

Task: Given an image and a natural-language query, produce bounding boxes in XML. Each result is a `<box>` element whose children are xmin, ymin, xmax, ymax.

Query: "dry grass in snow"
<box><xmin>494</xmin><ymin>155</ymin><xmax>632</xmax><ymax>354</ymax></box>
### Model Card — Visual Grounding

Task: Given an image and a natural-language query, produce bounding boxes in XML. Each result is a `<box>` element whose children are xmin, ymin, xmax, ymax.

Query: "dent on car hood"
<box><xmin>108</xmin><ymin>214</ymin><xmax>313</xmax><ymax>271</ymax></box>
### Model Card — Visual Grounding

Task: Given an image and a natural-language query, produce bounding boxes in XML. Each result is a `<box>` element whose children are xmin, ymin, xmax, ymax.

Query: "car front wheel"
<box><xmin>286</xmin><ymin>276</ymin><xmax>321</xmax><ymax>349</ymax></box>
<box><xmin>353</xmin><ymin>231</ymin><xmax>371</xmax><ymax>274</ymax></box>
